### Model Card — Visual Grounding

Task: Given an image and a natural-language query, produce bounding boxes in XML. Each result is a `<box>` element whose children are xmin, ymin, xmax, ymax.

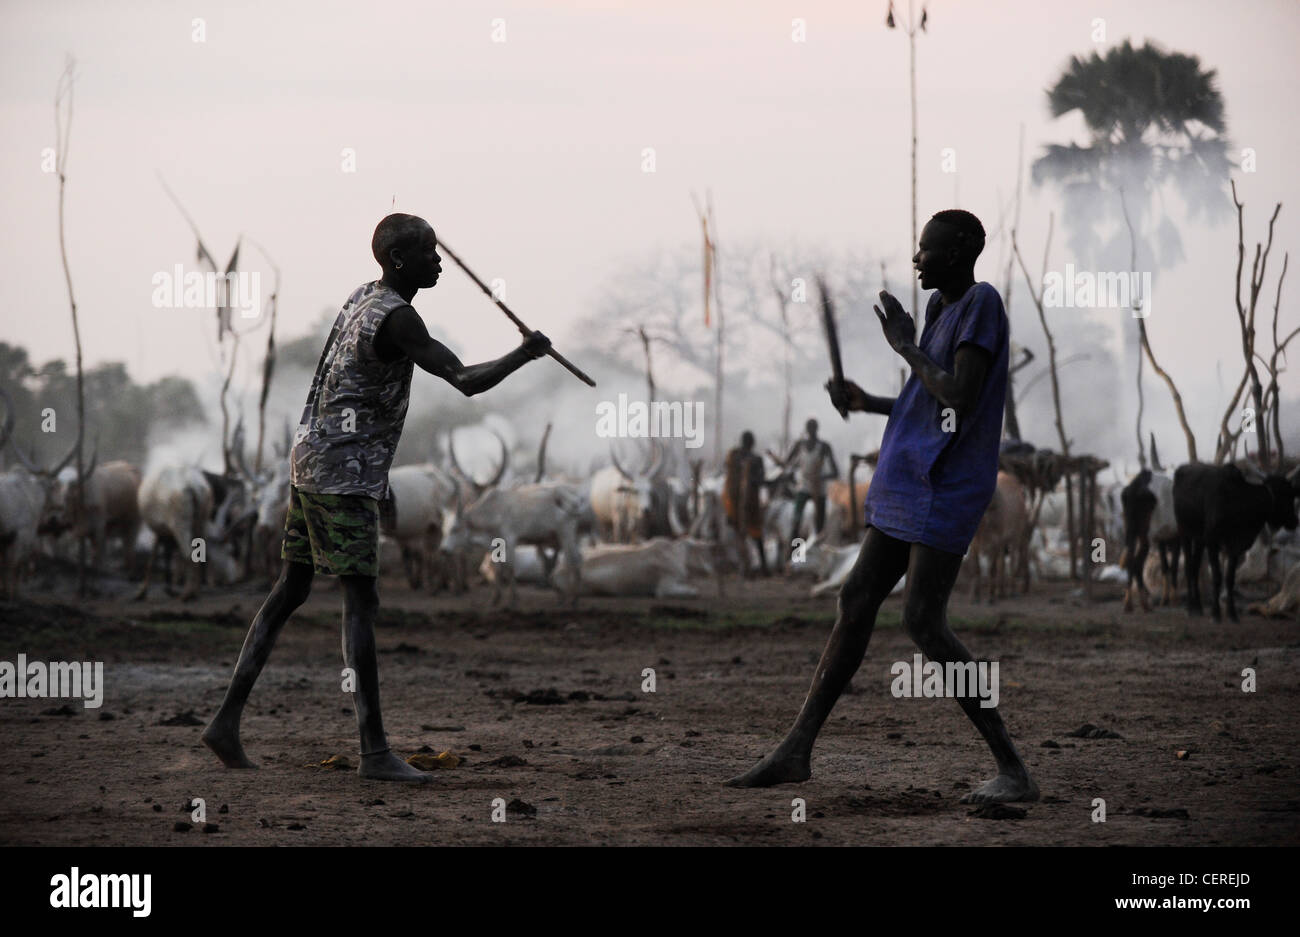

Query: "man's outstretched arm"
<box><xmin>873</xmin><ymin>290</ymin><xmax>990</xmax><ymax>418</ymax></box>
<box><xmin>375</xmin><ymin>306</ymin><xmax>550</xmax><ymax>397</ymax></box>
<box><xmin>826</xmin><ymin>378</ymin><xmax>896</xmax><ymax>416</ymax></box>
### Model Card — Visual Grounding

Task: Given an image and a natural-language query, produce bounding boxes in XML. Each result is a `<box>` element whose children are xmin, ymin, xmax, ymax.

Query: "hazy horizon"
<box><xmin>3</xmin><ymin>0</ymin><xmax>1298</xmax><ymax>470</ymax></box>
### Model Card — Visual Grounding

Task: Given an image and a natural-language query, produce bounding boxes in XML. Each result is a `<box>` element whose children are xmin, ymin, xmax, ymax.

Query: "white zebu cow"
<box><xmin>588</xmin><ymin>443</ymin><xmax>682</xmax><ymax>542</ymax></box>
<box><xmin>383</xmin><ymin>462</ymin><xmax>461</xmax><ymax>591</ymax></box>
<box><xmin>0</xmin><ymin>387</ymin><xmax>79</xmax><ymax>597</ymax></box>
<box><xmin>441</xmin><ymin>481</ymin><xmax>586</xmax><ymax>606</ymax></box>
<box><xmin>135</xmin><ymin>465</ymin><xmax>235</xmax><ymax>601</ymax></box>
<box><xmin>0</xmin><ymin>466</ymin><xmax>47</xmax><ymax>599</ymax></box>
<box><xmin>552</xmin><ymin>537</ymin><xmax>713</xmax><ymax>598</ymax></box>
<box><xmin>247</xmin><ymin>459</ymin><xmax>291</xmax><ymax>583</ymax></box>
<box><xmin>57</xmin><ymin>460</ymin><xmax>142</xmax><ymax>575</ymax></box>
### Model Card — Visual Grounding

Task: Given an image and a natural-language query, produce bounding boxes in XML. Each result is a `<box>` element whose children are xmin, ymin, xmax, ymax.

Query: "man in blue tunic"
<box><xmin>728</xmin><ymin>210</ymin><xmax>1038</xmax><ymax>804</ymax></box>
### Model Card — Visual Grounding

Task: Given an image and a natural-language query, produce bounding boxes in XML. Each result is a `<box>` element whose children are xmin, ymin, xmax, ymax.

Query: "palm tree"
<box><xmin>1033</xmin><ymin>39</ymin><xmax>1231</xmax><ymax>268</ymax></box>
<box><xmin>1033</xmin><ymin>40</ymin><xmax>1232</xmax><ymax>463</ymax></box>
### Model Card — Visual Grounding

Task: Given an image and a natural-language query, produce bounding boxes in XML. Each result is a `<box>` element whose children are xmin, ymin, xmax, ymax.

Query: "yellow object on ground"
<box><xmin>406</xmin><ymin>750</ymin><xmax>460</xmax><ymax>770</ymax></box>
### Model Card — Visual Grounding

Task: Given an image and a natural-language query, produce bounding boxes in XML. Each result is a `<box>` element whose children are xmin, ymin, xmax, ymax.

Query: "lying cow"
<box><xmin>809</xmin><ymin>542</ymin><xmax>906</xmax><ymax>598</ymax></box>
<box><xmin>1173</xmin><ymin>462</ymin><xmax>1300</xmax><ymax>622</ymax></box>
<box><xmin>1247</xmin><ymin>562</ymin><xmax>1300</xmax><ymax>619</ymax></box>
<box><xmin>552</xmin><ymin>537</ymin><xmax>713</xmax><ymax>598</ymax></box>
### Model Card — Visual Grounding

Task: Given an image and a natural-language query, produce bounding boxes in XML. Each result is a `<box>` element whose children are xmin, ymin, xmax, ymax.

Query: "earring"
<box><xmin>394</xmin><ymin>260</ymin><xmax>403</xmax><ymax>269</ymax></box>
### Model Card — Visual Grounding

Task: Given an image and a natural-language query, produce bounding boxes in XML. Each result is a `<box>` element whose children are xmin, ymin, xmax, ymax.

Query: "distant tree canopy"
<box><xmin>1033</xmin><ymin>39</ymin><xmax>1232</xmax><ymax>269</ymax></box>
<box><xmin>0</xmin><ymin>342</ymin><xmax>205</xmax><ymax>470</ymax></box>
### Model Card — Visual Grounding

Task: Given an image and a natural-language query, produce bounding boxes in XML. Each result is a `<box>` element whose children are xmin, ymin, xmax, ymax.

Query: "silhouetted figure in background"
<box><xmin>785</xmin><ymin>417</ymin><xmax>839</xmax><ymax>547</ymax></box>
<box><xmin>724</xmin><ymin>430</ymin><xmax>770</xmax><ymax>578</ymax></box>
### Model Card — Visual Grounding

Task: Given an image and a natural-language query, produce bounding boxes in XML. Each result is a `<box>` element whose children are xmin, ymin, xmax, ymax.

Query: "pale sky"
<box><xmin>2</xmin><ymin>0</ymin><xmax>1298</xmax><ymax>466</ymax></box>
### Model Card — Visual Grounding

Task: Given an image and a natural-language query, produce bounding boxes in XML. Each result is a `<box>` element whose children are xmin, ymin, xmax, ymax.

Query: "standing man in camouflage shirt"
<box><xmin>203</xmin><ymin>214</ymin><xmax>550</xmax><ymax>782</ymax></box>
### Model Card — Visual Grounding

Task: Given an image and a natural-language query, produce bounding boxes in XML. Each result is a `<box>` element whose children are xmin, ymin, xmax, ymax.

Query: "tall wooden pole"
<box><xmin>55</xmin><ymin>59</ymin><xmax>87</xmax><ymax>597</ymax></box>
<box><xmin>909</xmin><ymin>0</ymin><xmax>918</xmax><ymax>321</ymax></box>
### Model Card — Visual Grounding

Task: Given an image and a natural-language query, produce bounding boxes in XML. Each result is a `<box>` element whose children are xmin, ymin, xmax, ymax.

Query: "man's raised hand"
<box><xmin>873</xmin><ymin>290</ymin><xmax>916</xmax><ymax>354</ymax></box>
<box><xmin>523</xmin><ymin>331</ymin><xmax>551</xmax><ymax>359</ymax></box>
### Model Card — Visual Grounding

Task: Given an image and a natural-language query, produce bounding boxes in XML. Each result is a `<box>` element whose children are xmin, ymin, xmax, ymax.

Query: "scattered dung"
<box><xmin>506</xmin><ymin>798</ymin><xmax>537</xmax><ymax>818</ymax></box>
<box><xmin>406</xmin><ymin>751</ymin><xmax>460</xmax><ymax>770</ymax></box>
<box><xmin>1065</xmin><ymin>723</ymin><xmax>1123</xmax><ymax>739</ymax></box>
<box><xmin>306</xmin><ymin>754</ymin><xmax>353</xmax><ymax>770</ymax></box>
<box><xmin>157</xmin><ymin>710</ymin><xmax>203</xmax><ymax>726</ymax></box>
<box><xmin>1130</xmin><ymin>807</ymin><xmax>1190</xmax><ymax>819</ymax></box>
<box><xmin>514</xmin><ymin>688</ymin><xmax>568</xmax><ymax>705</ymax></box>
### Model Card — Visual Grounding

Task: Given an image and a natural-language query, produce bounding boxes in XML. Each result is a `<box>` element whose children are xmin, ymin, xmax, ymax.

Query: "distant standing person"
<box><xmin>784</xmin><ymin>417</ymin><xmax>839</xmax><ymax>547</ymax></box>
<box><xmin>723</xmin><ymin>431</ymin><xmax>770</xmax><ymax>578</ymax></box>
<box><xmin>202</xmin><ymin>213</ymin><xmax>550</xmax><ymax>783</ymax></box>
<box><xmin>728</xmin><ymin>210</ymin><xmax>1037</xmax><ymax>804</ymax></box>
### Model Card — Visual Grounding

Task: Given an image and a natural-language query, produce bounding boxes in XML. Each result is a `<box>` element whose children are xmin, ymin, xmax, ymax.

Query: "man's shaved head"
<box><xmin>928</xmin><ymin>209</ymin><xmax>986</xmax><ymax>265</ymax></box>
<box><xmin>372</xmin><ymin>213</ymin><xmax>433</xmax><ymax>267</ymax></box>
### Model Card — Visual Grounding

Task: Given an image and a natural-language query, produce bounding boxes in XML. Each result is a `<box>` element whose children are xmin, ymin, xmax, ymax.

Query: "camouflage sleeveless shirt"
<box><xmin>289</xmin><ymin>281</ymin><xmax>415</xmax><ymax>501</ymax></box>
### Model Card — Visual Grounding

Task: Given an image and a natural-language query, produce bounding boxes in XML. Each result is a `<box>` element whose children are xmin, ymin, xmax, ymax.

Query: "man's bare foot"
<box><xmin>959</xmin><ymin>772</ymin><xmax>1039</xmax><ymax>804</ymax></box>
<box><xmin>201</xmin><ymin>723</ymin><xmax>257</xmax><ymax>769</ymax></box>
<box><xmin>725</xmin><ymin>750</ymin><xmax>810</xmax><ymax>787</ymax></box>
<box><xmin>359</xmin><ymin>750</ymin><xmax>432</xmax><ymax>783</ymax></box>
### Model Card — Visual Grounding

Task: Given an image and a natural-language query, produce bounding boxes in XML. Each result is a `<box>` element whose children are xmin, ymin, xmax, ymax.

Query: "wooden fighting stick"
<box><xmin>438</xmin><ymin>241</ymin><xmax>596</xmax><ymax>388</ymax></box>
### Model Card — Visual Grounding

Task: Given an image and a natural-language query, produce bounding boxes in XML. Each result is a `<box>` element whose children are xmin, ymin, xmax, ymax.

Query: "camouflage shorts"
<box><xmin>281</xmin><ymin>485</ymin><xmax>379</xmax><ymax>577</ymax></box>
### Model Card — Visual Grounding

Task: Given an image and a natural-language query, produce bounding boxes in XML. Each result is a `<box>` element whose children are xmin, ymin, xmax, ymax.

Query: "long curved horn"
<box><xmin>50</xmin><ymin>434</ymin><xmax>81</xmax><ymax>477</ymax></box>
<box><xmin>82</xmin><ymin>435</ymin><xmax>98</xmax><ymax>479</ymax></box>
<box><xmin>667</xmin><ymin>495</ymin><xmax>687</xmax><ymax>537</ymax></box>
<box><xmin>1149</xmin><ymin>432</ymin><xmax>1163</xmax><ymax>473</ymax></box>
<box><xmin>447</xmin><ymin>431</ymin><xmax>469</xmax><ymax>482</ymax></box>
<box><xmin>535</xmin><ymin>422</ymin><xmax>552</xmax><ymax>484</ymax></box>
<box><xmin>12</xmin><ymin>441</ymin><xmax>40</xmax><ymax>474</ymax></box>
<box><xmin>234</xmin><ymin>435</ymin><xmax>254</xmax><ymax>482</ymax></box>
<box><xmin>484</xmin><ymin>430</ymin><xmax>509</xmax><ymax>489</ymax></box>
<box><xmin>645</xmin><ymin>438</ymin><xmax>665</xmax><ymax>479</ymax></box>
<box><xmin>609</xmin><ymin>444</ymin><xmax>633</xmax><ymax>481</ymax></box>
<box><xmin>0</xmin><ymin>386</ymin><xmax>15</xmax><ymax>452</ymax></box>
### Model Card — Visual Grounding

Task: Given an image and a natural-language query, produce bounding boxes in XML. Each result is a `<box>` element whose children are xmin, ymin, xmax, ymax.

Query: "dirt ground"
<box><xmin>1</xmin><ymin>567</ymin><xmax>1297</xmax><ymax>846</ymax></box>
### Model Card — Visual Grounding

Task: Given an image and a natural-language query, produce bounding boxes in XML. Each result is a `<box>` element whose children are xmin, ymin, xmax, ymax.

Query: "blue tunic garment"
<box><xmin>863</xmin><ymin>281</ymin><xmax>1009</xmax><ymax>555</ymax></box>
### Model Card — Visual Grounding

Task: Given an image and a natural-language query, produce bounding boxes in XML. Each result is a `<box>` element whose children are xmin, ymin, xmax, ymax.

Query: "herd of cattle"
<box><xmin>2</xmin><ymin>392</ymin><xmax>1298</xmax><ymax>619</ymax></box>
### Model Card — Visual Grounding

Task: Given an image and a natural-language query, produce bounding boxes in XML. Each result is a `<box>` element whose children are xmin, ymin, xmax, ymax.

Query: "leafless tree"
<box><xmin>1216</xmin><ymin>180</ymin><xmax>1287</xmax><ymax>467</ymax></box>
